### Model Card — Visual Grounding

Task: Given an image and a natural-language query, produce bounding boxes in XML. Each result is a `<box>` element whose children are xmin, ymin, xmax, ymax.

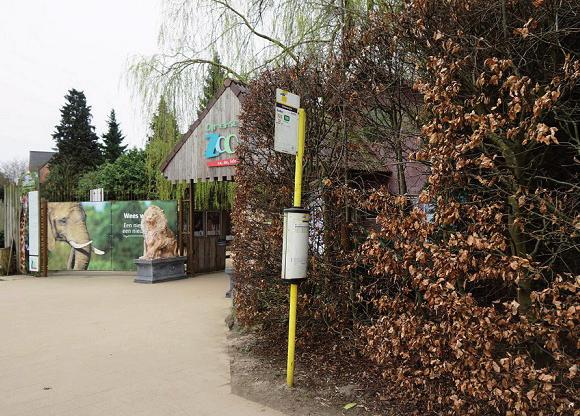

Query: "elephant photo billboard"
<box><xmin>47</xmin><ymin>201</ymin><xmax>177</xmax><ymax>271</ymax></box>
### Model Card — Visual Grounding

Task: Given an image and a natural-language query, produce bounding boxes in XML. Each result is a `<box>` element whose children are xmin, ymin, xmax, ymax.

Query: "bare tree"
<box><xmin>0</xmin><ymin>158</ymin><xmax>28</xmax><ymax>184</ymax></box>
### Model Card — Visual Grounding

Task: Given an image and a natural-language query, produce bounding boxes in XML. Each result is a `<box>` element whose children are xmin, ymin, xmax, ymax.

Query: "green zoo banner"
<box><xmin>47</xmin><ymin>201</ymin><xmax>177</xmax><ymax>271</ymax></box>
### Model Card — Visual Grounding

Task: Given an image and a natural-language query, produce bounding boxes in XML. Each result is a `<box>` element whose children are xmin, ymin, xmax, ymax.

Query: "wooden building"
<box><xmin>161</xmin><ymin>79</ymin><xmax>246</xmax><ymax>274</ymax></box>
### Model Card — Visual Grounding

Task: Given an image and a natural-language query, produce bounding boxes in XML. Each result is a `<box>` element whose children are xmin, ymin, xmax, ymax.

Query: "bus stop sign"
<box><xmin>274</xmin><ymin>89</ymin><xmax>300</xmax><ymax>155</ymax></box>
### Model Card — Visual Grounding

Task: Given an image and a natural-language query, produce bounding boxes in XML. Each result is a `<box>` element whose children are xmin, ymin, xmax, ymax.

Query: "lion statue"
<box><xmin>140</xmin><ymin>205</ymin><xmax>178</xmax><ymax>259</ymax></box>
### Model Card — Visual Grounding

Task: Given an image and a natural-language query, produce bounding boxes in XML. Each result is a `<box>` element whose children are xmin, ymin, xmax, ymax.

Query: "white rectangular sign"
<box><xmin>90</xmin><ymin>188</ymin><xmax>104</xmax><ymax>202</ymax></box>
<box><xmin>274</xmin><ymin>89</ymin><xmax>300</xmax><ymax>155</ymax></box>
<box><xmin>28</xmin><ymin>191</ymin><xmax>39</xmax><ymax>272</ymax></box>
<box><xmin>276</xmin><ymin>89</ymin><xmax>300</xmax><ymax>109</ymax></box>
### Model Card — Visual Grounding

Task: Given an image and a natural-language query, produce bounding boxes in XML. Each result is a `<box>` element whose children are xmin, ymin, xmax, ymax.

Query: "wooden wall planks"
<box><xmin>163</xmin><ymin>87</ymin><xmax>241</xmax><ymax>183</ymax></box>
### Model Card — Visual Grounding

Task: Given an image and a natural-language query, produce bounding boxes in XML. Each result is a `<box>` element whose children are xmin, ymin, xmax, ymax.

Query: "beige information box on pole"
<box><xmin>281</xmin><ymin>207</ymin><xmax>310</xmax><ymax>281</ymax></box>
<box><xmin>274</xmin><ymin>89</ymin><xmax>301</xmax><ymax>155</ymax></box>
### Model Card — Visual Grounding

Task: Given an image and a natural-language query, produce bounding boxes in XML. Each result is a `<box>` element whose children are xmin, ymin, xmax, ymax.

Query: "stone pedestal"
<box><xmin>134</xmin><ymin>256</ymin><xmax>187</xmax><ymax>284</ymax></box>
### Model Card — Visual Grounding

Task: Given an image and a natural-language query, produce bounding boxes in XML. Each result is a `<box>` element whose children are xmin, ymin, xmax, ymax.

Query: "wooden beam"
<box><xmin>188</xmin><ymin>179</ymin><xmax>195</xmax><ymax>276</ymax></box>
<box><xmin>178</xmin><ymin>199</ymin><xmax>184</xmax><ymax>256</ymax></box>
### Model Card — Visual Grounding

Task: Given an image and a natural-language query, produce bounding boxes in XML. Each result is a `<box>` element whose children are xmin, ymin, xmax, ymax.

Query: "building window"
<box><xmin>206</xmin><ymin>211</ymin><xmax>221</xmax><ymax>236</ymax></box>
<box><xmin>193</xmin><ymin>211</ymin><xmax>205</xmax><ymax>237</ymax></box>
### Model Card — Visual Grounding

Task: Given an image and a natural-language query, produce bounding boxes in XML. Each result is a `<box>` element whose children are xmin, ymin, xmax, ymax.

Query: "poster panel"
<box><xmin>28</xmin><ymin>191</ymin><xmax>39</xmax><ymax>272</ymax></box>
<box><xmin>111</xmin><ymin>200</ymin><xmax>177</xmax><ymax>271</ymax></box>
<box><xmin>47</xmin><ymin>202</ymin><xmax>112</xmax><ymax>271</ymax></box>
<box><xmin>46</xmin><ymin>201</ymin><xmax>177</xmax><ymax>272</ymax></box>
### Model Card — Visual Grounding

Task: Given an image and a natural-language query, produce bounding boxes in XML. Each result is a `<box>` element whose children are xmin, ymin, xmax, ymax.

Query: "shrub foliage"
<box><xmin>233</xmin><ymin>1</ymin><xmax>579</xmax><ymax>414</ymax></box>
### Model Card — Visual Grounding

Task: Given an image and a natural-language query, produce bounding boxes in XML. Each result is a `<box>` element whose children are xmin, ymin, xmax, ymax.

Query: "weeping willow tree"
<box><xmin>194</xmin><ymin>181</ymin><xmax>235</xmax><ymax>210</ymax></box>
<box><xmin>128</xmin><ymin>0</ymin><xmax>378</xmax><ymax>122</ymax></box>
<box><xmin>145</xmin><ymin>98</ymin><xmax>188</xmax><ymax>200</ymax></box>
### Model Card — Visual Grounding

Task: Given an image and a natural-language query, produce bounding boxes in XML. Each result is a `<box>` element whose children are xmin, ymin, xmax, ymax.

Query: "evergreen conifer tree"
<box><xmin>46</xmin><ymin>89</ymin><xmax>102</xmax><ymax>198</ymax></box>
<box><xmin>102</xmin><ymin>109</ymin><xmax>127</xmax><ymax>163</ymax></box>
<box><xmin>51</xmin><ymin>89</ymin><xmax>102</xmax><ymax>171</ymax></box>
<box><xmin>198</xmin><ymin>53</ymin><xmax>226</xmax><ymax>115</ymax></box>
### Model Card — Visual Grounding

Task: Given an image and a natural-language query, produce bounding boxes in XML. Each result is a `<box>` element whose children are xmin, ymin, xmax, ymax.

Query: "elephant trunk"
<box><xmin>67</xmin><ymin>229</ymin><xmax>92</xmax><ymax>270</ymax></box>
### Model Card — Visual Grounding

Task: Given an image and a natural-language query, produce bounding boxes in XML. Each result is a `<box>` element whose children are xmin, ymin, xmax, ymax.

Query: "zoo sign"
<box><xmin>204</xmin><ymin>133</ymin><xmax>236</xmax><ymax>157</ymax></box>
<box><xmin>204</xmin><ymin>119</ymin><xmax>239</xmax><ymax>167</ymax></box>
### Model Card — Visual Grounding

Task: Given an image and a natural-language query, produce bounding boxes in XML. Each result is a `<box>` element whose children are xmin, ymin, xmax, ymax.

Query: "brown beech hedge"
<box><xmin>232</xmin><ymin>1</ymin><xmax>579</xmax><ymax>414</ymax></box>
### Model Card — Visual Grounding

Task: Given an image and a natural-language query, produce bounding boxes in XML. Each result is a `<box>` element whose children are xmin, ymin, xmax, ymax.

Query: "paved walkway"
<box><xmin>0</xmin><ymin>272</ymin><xmax>284</xmax><ymax>416</ymax></box>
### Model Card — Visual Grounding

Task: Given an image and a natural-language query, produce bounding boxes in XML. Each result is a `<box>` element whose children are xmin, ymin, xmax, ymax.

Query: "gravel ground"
<box><xmin>0</xmin><ymin>272</ymin><xmax>284</xmax><ymax>416</ymax></box>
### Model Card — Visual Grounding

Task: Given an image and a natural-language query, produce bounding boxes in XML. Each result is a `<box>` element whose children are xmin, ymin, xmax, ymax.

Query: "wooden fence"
<box><xmin>3</xmin><ymin>184</ymin><xmax>19</xmax><ymax>248</ymax></box>
<box><xmin>2</xmin><ymin>183</ymin><xmax>20</xmax><ymax>273</ymax></box>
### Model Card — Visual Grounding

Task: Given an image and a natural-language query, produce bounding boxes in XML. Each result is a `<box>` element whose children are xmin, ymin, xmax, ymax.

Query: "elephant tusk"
<box><xmin>92</xmin><ymin>247</ymin><xmax>105</xmax><ymax>255</ymax></box>
<box><xmin>69</xmin><ymin>240</ymin><xmax>93</xmax><ymax>249</ymax></box>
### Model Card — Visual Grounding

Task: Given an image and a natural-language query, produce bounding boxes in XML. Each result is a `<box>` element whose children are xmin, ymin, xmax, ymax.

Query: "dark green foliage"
<box><xmin>44</xmin><ymin>156</ymin><xmax>83</xmax><ymax>200</ymax></box>
<box><xmin>77</xmin><ymin>149</ymin><xmax>148</xmax><ymax>200</ymax></box>
<box><xmin>51</xmin><ymin>89</ymin><xmax>102</xmax><ymax>170</ymax></box>
<box><xmin>69</xmin><ymin>99</ymin><xmax>188</xmax><ymax>202</ymax></box>
<box><xmin>45</xmin><ymin>89</ymin><xmax>102</xmax><ymax>197</ymax></box>
<box><xmin>102</xmin><ymin>109</ymin><xmax>127</xmax><ymax>163</ymax></box>
<box><xmin>198</xmin><ymin>52</ymin><xmax>226</xmax><ymax>115</ymax></box>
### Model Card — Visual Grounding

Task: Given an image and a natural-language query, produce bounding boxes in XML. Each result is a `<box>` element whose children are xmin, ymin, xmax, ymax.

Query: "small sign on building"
<box><xmin>90</xmin><ymin>188</ymin><xmax>104</xmax><ymax>202</ymax></box>
<box><xmin>274</xmin><ymin>89</ymin><xmax>300</xmax><ymax>155</ymax></box>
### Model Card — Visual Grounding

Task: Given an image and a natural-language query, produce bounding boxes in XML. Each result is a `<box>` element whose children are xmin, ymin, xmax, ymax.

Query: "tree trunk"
<box><xmin>392</xmin><ymin>111</ymin><xmax>408</xmax><ymax>195</ymax></box>
<box><xmin>508</xmin><ymin>195</ymin><xmax>531</xmax><ymax>315</ymax></box>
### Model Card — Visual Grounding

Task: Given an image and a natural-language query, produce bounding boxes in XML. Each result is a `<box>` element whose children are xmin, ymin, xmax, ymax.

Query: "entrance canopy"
<box><xmin>161</xmin><ymin>79</ymin><xmax>246</xmax><ymax>183</ymax></box>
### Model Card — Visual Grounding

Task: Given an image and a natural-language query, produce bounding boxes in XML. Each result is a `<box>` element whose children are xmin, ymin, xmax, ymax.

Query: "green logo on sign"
<box><xmin>284</xmin><ymin>115</ymin><xmax>290</xmax><ymax>122</ymax></box>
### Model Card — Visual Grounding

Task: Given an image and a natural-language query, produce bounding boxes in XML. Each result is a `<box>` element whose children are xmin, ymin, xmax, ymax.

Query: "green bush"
<box><xmin>77</xmin><ymin>148</ymin><xmax>148</xmax><ymax>200</ymax></box>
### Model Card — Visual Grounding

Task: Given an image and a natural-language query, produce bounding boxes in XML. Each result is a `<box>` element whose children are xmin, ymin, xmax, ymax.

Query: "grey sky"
<box><xmin>0</xmin><ymin>0</ymin><xmax>161</xmax><ymax>165</ymax></box>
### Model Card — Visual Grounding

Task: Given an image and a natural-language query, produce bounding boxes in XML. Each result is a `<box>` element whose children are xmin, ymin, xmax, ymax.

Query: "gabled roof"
<box><xmin>29</xmin><ymin>151</ymin><xmax>55</xmax><ymax>172</ymax></box>
<box><xmin>160</xmin><ymin>78</ymin><xmax>247</xmax><ymax>174</ymax></box>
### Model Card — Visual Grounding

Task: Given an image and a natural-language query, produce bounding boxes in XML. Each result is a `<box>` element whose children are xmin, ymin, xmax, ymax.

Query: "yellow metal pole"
<box><xmin>287</xmin><ymin>108</ymin><xmax>306</xmax><ymax>388</ymax></box>
<box><xmin>293</xmin><ymin>108</ymin><xmax>306</xmax><ymax>207</ymax></box>
<box><xmin>286</xmin><ymin>282</ymin><xmax>298</xmax><ymax>387</ymax></box>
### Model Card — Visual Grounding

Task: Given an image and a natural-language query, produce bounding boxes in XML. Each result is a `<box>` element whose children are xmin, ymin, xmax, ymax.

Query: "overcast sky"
<box><xmin>0</xmin><ymin>0</ymin><xmax>162</xmax><ymax>165</ymax></box>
